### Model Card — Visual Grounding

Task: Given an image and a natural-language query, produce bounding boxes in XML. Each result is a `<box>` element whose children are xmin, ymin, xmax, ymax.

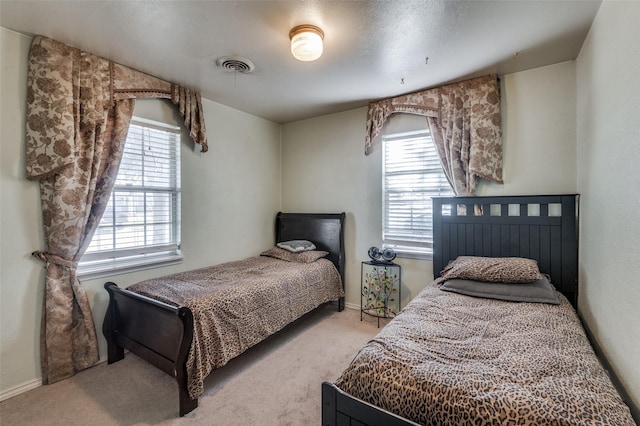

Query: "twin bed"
<box><xmin>103</xmin><ymin>196</ymin><xmax>635</xmax><ymax>424</ymax></box>
<box><xmin>103</xmin><ymin>212</ymin><xmax>346</xmax><ymax>416</ymax></box>
<box><xmin>323</xmin><ymin>194</ymin><xmax>635</xmax><ymax>425</ymax></box>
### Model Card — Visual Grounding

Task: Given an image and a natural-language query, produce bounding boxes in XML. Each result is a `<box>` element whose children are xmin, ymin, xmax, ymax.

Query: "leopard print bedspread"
<box><xmin>335</xmin><ymin>282</ymin><xmax>635</xmax><ymax>425</ymax></box>
<box><xmin>128</xmin><ymin>256</ymin><xmax>343</xmax><ymax>399</ymax></box>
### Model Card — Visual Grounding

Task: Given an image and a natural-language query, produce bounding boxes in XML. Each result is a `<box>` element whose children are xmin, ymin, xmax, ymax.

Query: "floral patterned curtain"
<box><xmin>25</xmin><ymin>35</ymin><xmax>208</xmax><ymax>384</ymax></box>
<box><xmin>365</xmin><ymin>75</ymin><xmax>502</xmax><ymax>195</ymax></box>
<box><xmin>27</xmin><ymin>36</ymin><xmax>208</xmax><ymax>181</ymax></box>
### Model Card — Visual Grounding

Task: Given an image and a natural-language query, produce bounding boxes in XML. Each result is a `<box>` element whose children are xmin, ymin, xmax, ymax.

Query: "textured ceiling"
<box><xmin>1</xmin><ymin>0</ymin><xmax>601</xmax><ymax>123</ymax></box>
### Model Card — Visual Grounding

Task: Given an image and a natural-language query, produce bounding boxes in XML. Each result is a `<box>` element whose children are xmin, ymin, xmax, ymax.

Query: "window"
<box><xmin>79</xmin><ymin>117</ymin><xmax>182</xmax><ymax>278</ymax></box>
<box><xmin>382</xmin><ymin>129</ymin><xmax>453</xmax><ymax>259</ymax></box>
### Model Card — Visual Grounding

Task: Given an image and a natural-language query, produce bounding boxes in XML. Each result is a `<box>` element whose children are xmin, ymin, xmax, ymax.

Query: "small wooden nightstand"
<box><xmin>360</xmin><ymin>261</ymin><xmax>401</xmax><ymax>328</ymax></box>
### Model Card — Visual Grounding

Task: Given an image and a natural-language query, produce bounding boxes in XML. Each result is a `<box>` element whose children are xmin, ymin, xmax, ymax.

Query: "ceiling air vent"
<box><xmin>216</xmin><ymin>56</ymin><xmax>255</xmax><ymax>74</ymax></box>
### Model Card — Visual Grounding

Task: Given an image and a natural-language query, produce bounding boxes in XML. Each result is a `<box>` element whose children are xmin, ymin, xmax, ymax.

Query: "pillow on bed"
<box><xmin>276</xmin><ymin>240</ymin><xmax>317</xmax><ymax>253</ymax></box>
<box><xmin>439</xmin><ymin>275</ymin><xmax>560</xmax><ymax>304</ymax></box>
<box><xmin>260</xmin><ymin>247</ymin><xmax>328</xmax><ymax>263</ymax></box>
<box><xmin>439</xmin><ymin>256</ymin><xmax>542</xmax><ymax>284</ymax></box>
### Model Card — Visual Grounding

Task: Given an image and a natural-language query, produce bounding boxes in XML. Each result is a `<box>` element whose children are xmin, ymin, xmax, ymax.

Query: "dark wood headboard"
<box><xmin>275</xmin><ymin>212</ymin><xmax>346</xmax><ymax>284</ymax></box>
<box><xmin>432</xmin><ymin>195</ymin><xmax>579</xmax><ymax>307</ymax></box>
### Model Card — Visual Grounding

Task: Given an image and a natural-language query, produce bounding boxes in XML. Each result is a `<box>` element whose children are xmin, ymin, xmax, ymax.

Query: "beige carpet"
<box><xmin>1</xmin><ymin>305</ymin><xmax>382</xmax><ymax>425</ymax></box>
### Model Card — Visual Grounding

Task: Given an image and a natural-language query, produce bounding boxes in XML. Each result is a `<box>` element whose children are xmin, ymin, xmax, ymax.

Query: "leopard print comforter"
<box><xmin>129</xmin><ymin>256</ymin><xmax>343</xmax><ymax>399</ymax></box>
<box><xmin>335</xmin><ymin>282</ymin><xmax>634</xmax><ymax>425</ymax></box>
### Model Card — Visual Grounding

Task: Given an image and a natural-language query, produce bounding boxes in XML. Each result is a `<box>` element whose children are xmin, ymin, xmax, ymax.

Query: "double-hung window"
<box><xmin>79</xmin><ymin>117</ymin><xmax>182</xmax><ymax>278</ymax></box>
<box><xmin>382</xmin><ymin>129</ymin><xmax>453</xmax><ymax>259</ymax></box>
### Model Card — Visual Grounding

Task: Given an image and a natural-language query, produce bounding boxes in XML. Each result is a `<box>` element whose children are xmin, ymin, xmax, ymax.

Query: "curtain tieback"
<box><xmin>32</xmin><ymin>251</ymin><xmax>78</xmax><ymax>269</ymax></box>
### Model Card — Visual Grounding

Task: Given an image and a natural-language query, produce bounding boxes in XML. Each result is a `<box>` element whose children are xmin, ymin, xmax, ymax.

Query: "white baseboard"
<box><xmin>0</xmin><ymin>378</ymin><xmax>42</xmax><ymax>402</ymax></box>
<box><xmin>344</xmin><ymin>302</ymin><xmax>359</xmax><ymax>311</ymax></box>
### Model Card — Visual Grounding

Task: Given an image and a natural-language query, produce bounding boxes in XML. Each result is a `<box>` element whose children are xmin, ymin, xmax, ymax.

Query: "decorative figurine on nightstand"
<box><xmin>367</xmin><ymin>246</ymin><xmax>396</xmax><ymax>264</ymax></box>
<box><xmin>362</xmin><ymin>247</ymin><xmax>401</xmax><ymax>327</ymax></box>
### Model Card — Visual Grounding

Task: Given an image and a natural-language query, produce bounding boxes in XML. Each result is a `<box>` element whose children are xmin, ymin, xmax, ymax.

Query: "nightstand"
<box><xmin>360</xmin><ymin>261</ymin><xmax>401</xmax><ymax>328</ymax></box>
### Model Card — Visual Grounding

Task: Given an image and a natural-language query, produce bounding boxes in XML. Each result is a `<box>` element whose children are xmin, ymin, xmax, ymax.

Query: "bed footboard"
<box><xmin>103</xmin><ymin>282</ymin><xmax>197</xmax><ymax>416</ymax></box>
<box><xmin>321</xmin><ymin>382</ymin><xmax>420</xmax><ymax>426</ymax></box>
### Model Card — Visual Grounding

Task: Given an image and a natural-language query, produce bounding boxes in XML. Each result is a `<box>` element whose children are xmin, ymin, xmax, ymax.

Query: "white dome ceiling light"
<box><xmin>289</xmin><ymin>25</ymin><xmax>324</xmax><ymax>62</ymax></box>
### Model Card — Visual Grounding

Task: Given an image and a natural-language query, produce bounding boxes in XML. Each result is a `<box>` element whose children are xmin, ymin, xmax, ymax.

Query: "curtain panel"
<box><xmin>25</xmin><ymin>35</ymin><xmax>208</xmax><ymax>385</ymax></box>
<box><xmin>364</xmin><ymin>75</ymin><xmax>502</xmax><ymax>195</ymax></box>
<box><xmin>26</xmin><ymin>35</ymin><xmax>208</xmax><ymax>181</ymax></box>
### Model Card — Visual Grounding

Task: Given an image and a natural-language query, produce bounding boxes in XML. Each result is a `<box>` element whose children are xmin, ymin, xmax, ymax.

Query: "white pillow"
<box><xmin>276</xmin><ymin>240</ymin><xmax>316</xmax><ymax>253</ymax></box>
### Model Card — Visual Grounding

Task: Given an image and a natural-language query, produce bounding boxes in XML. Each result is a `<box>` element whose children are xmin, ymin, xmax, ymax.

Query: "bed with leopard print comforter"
<box><xmin>334</xmin><ymin>282</ymin><xmax>634</xmax><ymax>425</ymax></box>
<box><xmin>128</xmin><ymin>255</ymin><xmax>343</xmax><ymax>399</ymax></box>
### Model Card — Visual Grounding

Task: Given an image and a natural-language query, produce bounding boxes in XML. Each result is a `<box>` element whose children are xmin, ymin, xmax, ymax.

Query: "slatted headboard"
<box><xmin>432</xmin><ymin>195</ymin><xmax>579</xmax><ymax>307</ymax></box>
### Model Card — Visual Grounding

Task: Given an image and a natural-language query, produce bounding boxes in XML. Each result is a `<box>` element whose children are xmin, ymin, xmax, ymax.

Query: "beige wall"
<box><xmin>477</xmin><ymin>61</ymin><xmax>577</xmax><ymax>195</ymax></box>
<box><xmin>0</xmin><ymin>28</ymin><xmax>43</xmax><ymax>398</ymax></box>
<box><xmin>282</xmin><ymin>60</ymin><xmax>578</xmax><ymax>310</ymax></box>
<box><xmin>0</xmin><ymin>28</ymin><xmax>282</xmax><ymax>396</ymax></box>
<box><xmin>576</xmin><ymin>0</ymin><xmax>640</xmax><ymax>409</ymax></box>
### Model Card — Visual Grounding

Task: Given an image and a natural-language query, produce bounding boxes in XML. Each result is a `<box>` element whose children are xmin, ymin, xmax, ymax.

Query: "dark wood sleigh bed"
<box><xmin>103</xmin><ymin>212</ymin><xmax>345</xmax><ymax>416</ymax></box>
<box><xmin>321</xmin><ymin>194</ymin><xmax>635</xmax><ymax>426</ymax></box>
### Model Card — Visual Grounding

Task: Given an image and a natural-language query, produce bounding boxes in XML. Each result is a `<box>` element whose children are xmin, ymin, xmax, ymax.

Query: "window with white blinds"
<box><xmin>382</xmin><ymin>129</ymin><xmax>453</xmax><ymax>258</ymax></box>
<box><xmin>79</xmin><ymin>117</ymin><xmax>182</xmax><ymax>277</ymax></box>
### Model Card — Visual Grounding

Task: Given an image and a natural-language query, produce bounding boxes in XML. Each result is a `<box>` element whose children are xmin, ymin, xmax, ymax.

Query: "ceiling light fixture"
<box><xmin>289</xmin><ymin>25</ymin><xmax>324</xmax><ymax>62</ymax></box>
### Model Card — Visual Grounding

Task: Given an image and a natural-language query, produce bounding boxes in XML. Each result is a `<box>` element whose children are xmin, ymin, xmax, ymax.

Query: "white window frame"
<box><xmin>382</xmin><ymin>129</ymin><xmax>454</xmax><ymax>259</ymax></box>
<box><xmin>78</xmin><ymin>117</ymin><xmax>183</xmax><ymax>280</ymax></box>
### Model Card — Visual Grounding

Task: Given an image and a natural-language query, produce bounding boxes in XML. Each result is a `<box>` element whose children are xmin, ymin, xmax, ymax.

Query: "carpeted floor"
<box><xmin>0</xmin><ymin>305</ymin><xmax>382</xmax><ymax>425</ymax></box>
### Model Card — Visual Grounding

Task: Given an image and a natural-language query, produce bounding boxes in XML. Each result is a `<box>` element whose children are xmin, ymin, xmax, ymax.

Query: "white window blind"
<box><xmin>79</xmin><ymin>117</ymin><xmax>182</xmax><ymax>277</ymax></box>
<box><xmin>382</xmin><ymin>129</ymin><xmax>453</xmax><ymax>258</ymax></box>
